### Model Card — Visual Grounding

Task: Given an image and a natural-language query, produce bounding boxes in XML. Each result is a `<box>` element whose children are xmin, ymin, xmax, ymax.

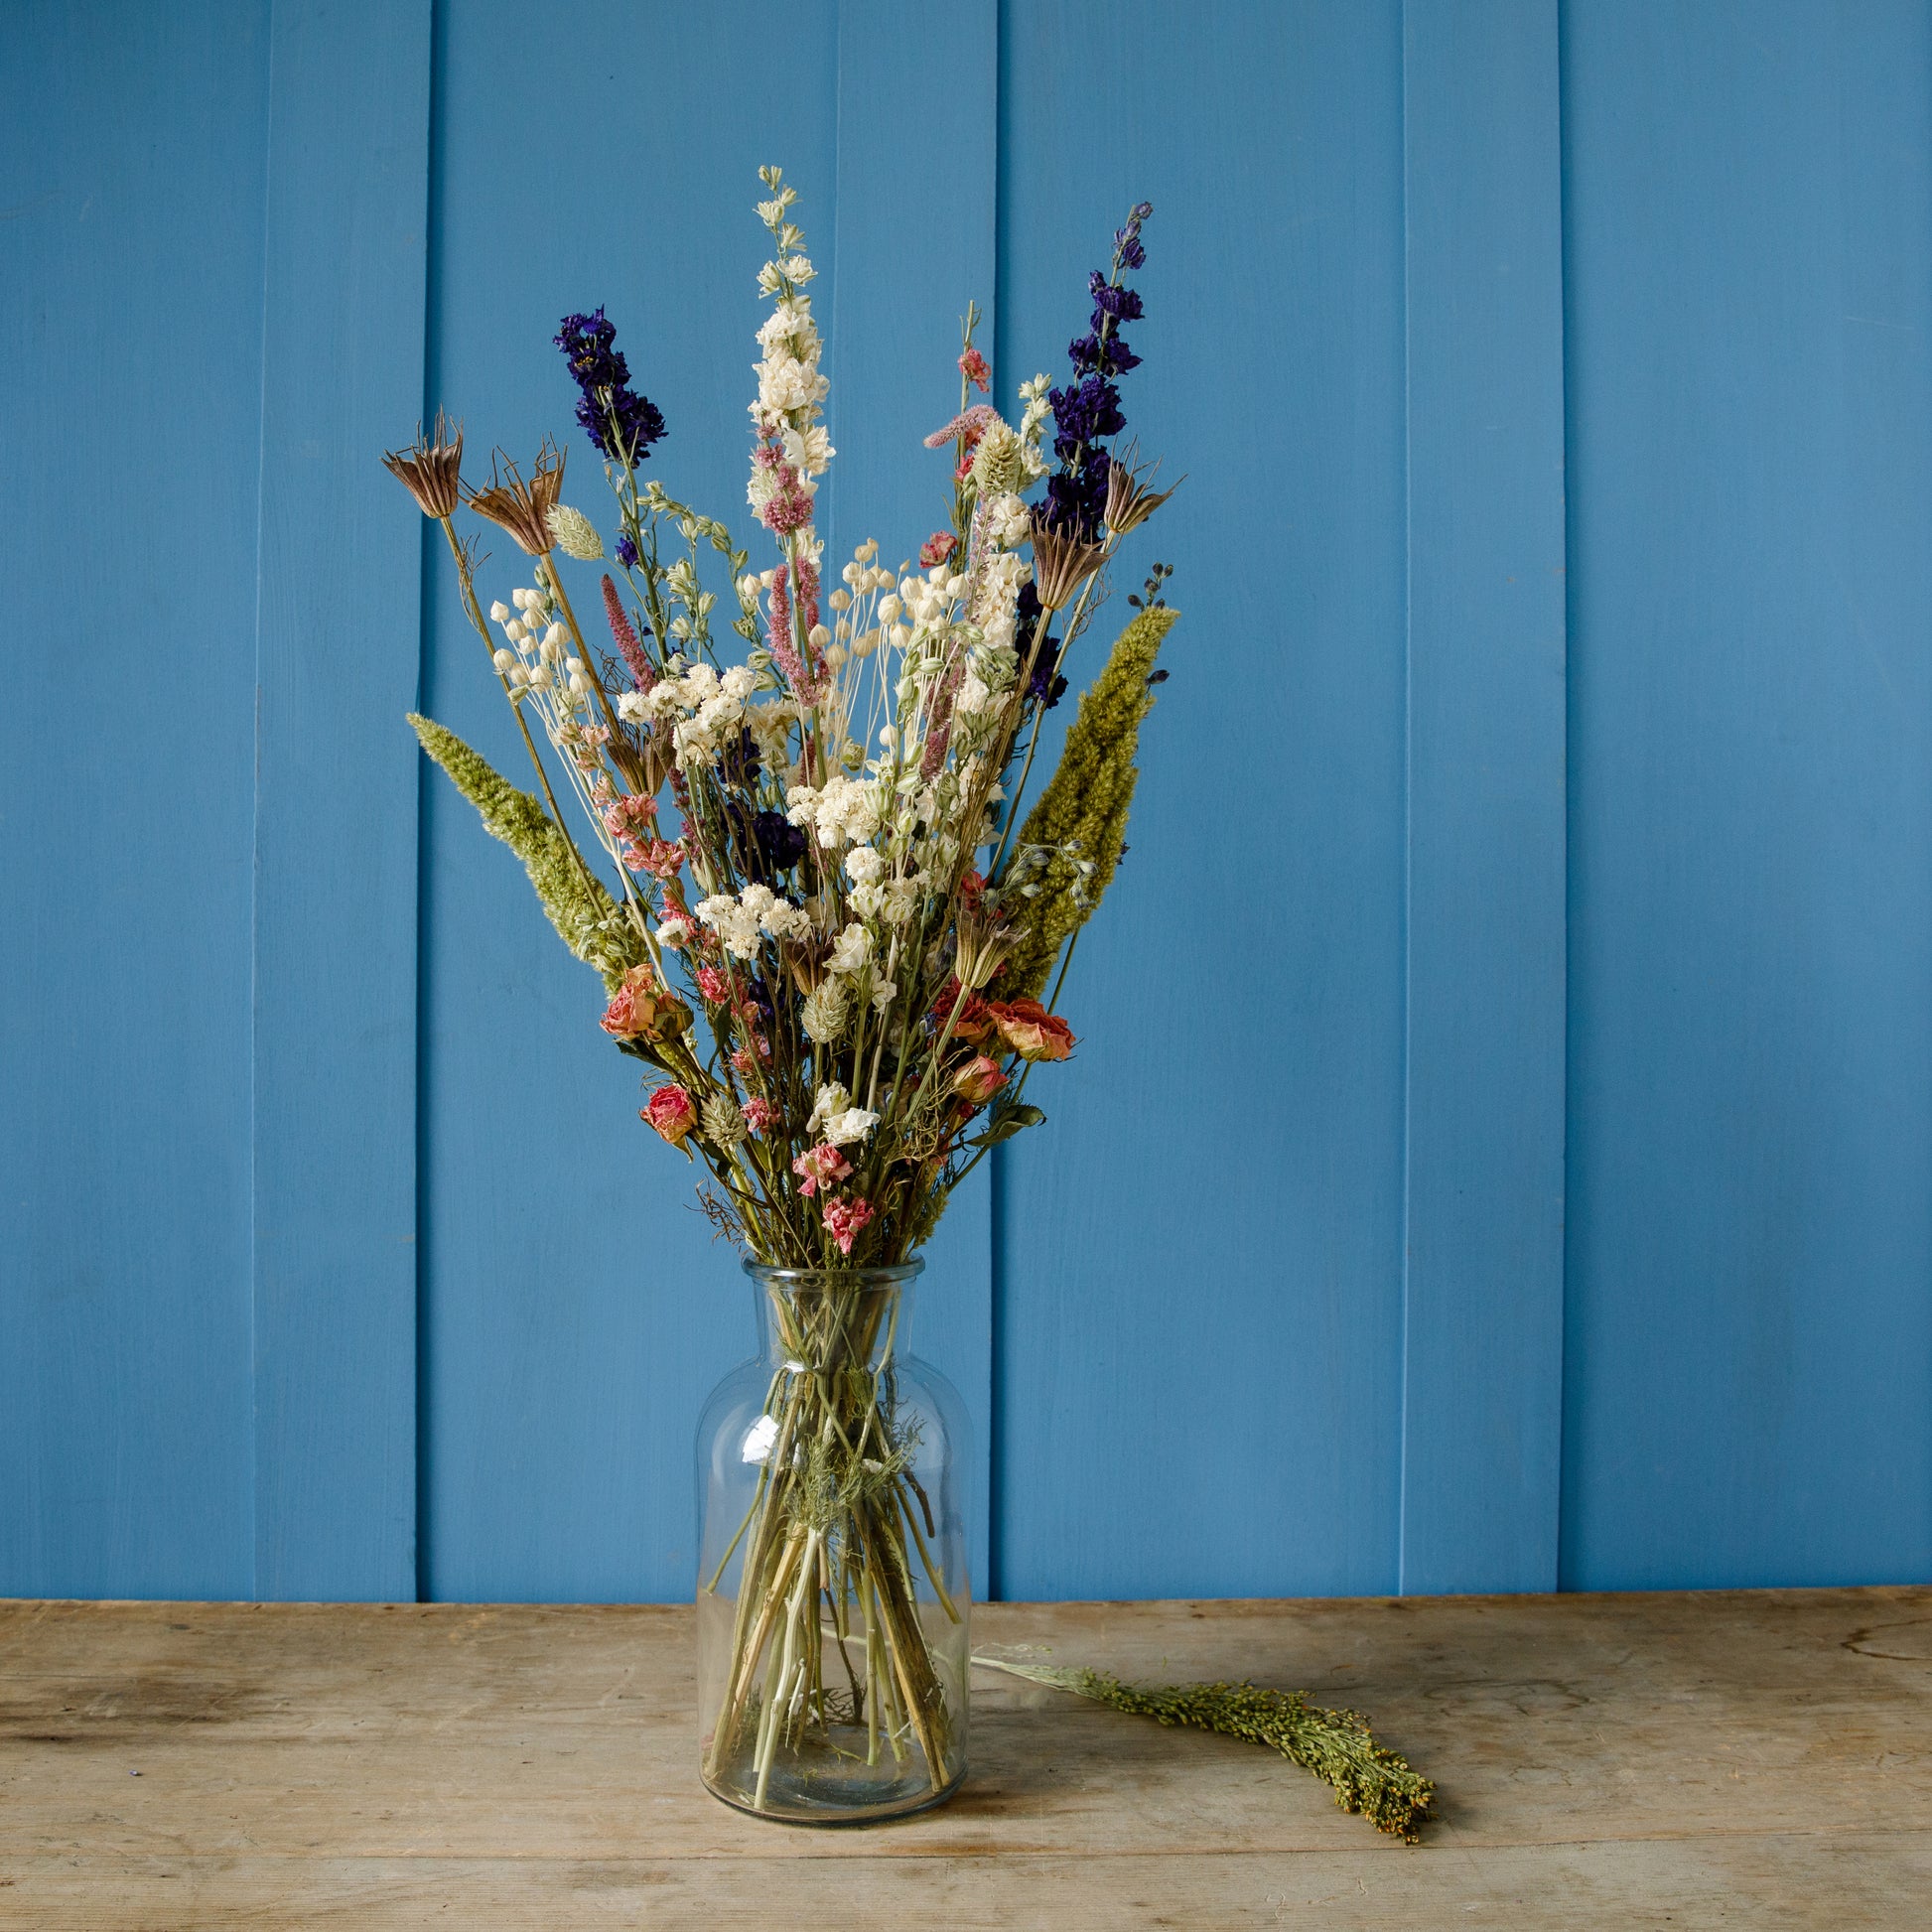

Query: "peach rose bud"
<box><xmin>952</xmin><ymin>1053</ymin><xmax>1009</xmax><ymax>1105</ymax></box>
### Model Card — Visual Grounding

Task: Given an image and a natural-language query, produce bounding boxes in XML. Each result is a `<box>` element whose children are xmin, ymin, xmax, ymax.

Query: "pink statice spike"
<box><xmin>602</xmin><ymin>574</ymin><xmax>654</xmax><ymax>690</ymax></box>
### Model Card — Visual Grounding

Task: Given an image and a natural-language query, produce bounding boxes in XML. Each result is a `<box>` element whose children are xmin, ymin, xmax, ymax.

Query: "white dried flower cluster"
<box><xmin>695</xmin><ymin>883</ymin><xmax>815</xmax><ymax>959</ymax></box>
<box><xmin>486</xmin><ymin>586</ymin><xmax>573</xmax><ymax>702</ymax></box>
<box><xmin>785</xmin><ymin>773</ymin><xmax>884</xmax><ymax>849</ymax></box>
<box><xmin>619</xmin><ymin>659</ymin><xmax>759</xmax><ymax>768</ymax></box>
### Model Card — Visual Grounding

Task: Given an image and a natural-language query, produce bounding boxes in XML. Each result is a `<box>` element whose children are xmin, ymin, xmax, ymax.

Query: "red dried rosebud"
<box><xmin>641</xmin><ymin>1084</ymin><xmax>698</xmax><ymax>1144</ymax></box>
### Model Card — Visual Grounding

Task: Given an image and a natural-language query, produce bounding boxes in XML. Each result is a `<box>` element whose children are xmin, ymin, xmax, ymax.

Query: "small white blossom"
<box><xmin>826</xmin><ymin>922</ymin><xmax>874</xmax><ymax>975</ymax></box>
<box><xmin>807</xmin><ymin>1082</ymin><xmax>853</xmax><ymax>1137</ymax></box>
<box><xmin>821</xmin><ymin>1106</ymin><xmax>879</xmax><ymax>1148</ymax></box>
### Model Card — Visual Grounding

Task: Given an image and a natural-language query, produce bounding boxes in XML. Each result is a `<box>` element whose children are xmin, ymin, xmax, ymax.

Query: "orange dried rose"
<box><xmin>986</xmin><ymin>997</ymin><xmax>1075</xmax><ymax>1063</ymax></box>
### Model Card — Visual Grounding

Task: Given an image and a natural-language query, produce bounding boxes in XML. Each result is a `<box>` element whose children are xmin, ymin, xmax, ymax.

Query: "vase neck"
<box><xmin>745</xmin><ymin>1264</ymin><xmax>921</xmax><ymax>1372</ymax></box>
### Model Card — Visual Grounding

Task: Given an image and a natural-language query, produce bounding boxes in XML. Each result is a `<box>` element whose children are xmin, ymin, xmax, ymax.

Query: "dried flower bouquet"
<box><xmin>387</xmin><ymin>170</ymin><xmax>1177</xmax><ymax>1814</ymax></box>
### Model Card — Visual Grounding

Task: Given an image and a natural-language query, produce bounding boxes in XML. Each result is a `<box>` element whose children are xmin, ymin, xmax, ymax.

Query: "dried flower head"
<box><xmin>547</xmin><ymin>503</ymin><xmax>605</xmax><ymax>561</ymax></box>
<box><xmin>1030</xmin><ymin>511</ymin><xmax>1107</xmax><ymax>613</ymax></box>
<box><xmin>382</xmin><ymin>413</ymin><xmax>465</xmax><ymax>518</ymax></box>
<box><xmin>1103</xmin><ymin>451</ymin><xmax>1179</xmax><ymax>537</ymax></box>
<box><xmin>466</xmin><ymin>441</ymin><xmax>567</xmax><ymax>555</ymax></box>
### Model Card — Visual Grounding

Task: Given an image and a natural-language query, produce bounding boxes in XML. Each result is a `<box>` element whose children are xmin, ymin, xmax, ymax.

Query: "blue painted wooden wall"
<box><xmin>5</xmin><ymin>0</ymin><xmax>1929</xmax><ymax>1604</ymax></box>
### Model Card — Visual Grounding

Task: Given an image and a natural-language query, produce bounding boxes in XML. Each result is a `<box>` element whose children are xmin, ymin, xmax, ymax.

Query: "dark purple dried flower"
<box><xmin>555</xmin><ymin>308</ymin><xmax>667</xmax><ymax>465</ymax></box>
<box><xmin>727</xmin><ymin>801</ymin><xmax>807</xmax><ymax>885</ymax></box>
<box><xmin>615</xmin><ymin>533</ymin><xmax>639</xmax><ymax>570</ymax></box>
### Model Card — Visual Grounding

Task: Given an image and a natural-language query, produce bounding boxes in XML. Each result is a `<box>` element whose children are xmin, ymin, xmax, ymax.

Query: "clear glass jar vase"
<box><xmin>695</xmin><ymin>1258</ymin><xmax>970</xmax><ymax>1823</ymax></box>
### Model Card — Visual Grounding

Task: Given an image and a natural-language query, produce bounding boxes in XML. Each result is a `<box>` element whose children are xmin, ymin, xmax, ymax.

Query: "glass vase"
<box><xmin>695</xmin><ymin>1258</ymin><xmax>970</xmax><ymax>1823</ymax></box>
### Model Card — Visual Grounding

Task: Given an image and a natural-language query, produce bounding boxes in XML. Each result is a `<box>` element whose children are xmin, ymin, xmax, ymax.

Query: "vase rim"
<box><xmin>741</xmin><ymin>1257</ymin><xmax>925</xmax><ymax>1287</ymax></box>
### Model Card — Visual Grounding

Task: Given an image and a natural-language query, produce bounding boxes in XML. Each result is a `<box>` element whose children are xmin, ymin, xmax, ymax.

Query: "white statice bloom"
<box><xmin>807</xmin><ymin>1082</ymin><xmax>853</xmax><ymax>1137</ymax></box>
<box><xmin>780</xmin><ymin>254</ymin><xmax>814</xmax><ymax>283</ymax></box>
<box><xmin>870</xmin><ymin>976</ymin><xmax>897</xmax><ymax>1013</ymax></box>
<box><xmin>826</xmin><ymin>922</ymin><xmax>874</xmax><ymax>975</ymax></box>
<box><xmin>695</xmin><ymin>894</ymin><xmax>763</xmax><ymax>959</ymax></box>
<box><xmin>762</xmin><ymin>899</ymin><xmax>814</xmax><ymax>941</ymax></box>
<box><xmin>641</xmin><ymin>682</ymin><xmax>686</xmax><ymax>725</ymax></box>
<box><xmin>881</xmin><ymin>877</ymin><xmax>925</xmax><ymax>926</ymax></box>
<box><xmin>720</xmin><ymin>663</ymin><xmax>757</xmax><ymax>703</ymax></box>
<box><xmin>785</xmin><ymin>774</ymin><xmax>883</xmax><ymax>850</ymax></box>
<box><xmin>844</xmin><ymin>844</ymin><xmax>886</xmax><ymax>888</ymax></box>
<box><xmin>821</xmin><ymin>1106</ymin><xmax>879</xmax><ymax>1149</ymax></box>
<box><xmin>615</xmin><ymin>690</ymin><xmax>650</xmax><ymax>723</ymax></box>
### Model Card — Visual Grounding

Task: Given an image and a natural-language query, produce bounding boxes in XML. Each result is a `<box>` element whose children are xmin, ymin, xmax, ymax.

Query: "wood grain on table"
<box><xmin>2</xmin><ymin>1589</ymin><xmax>1927</xmax><ymax>1928</ymax></box>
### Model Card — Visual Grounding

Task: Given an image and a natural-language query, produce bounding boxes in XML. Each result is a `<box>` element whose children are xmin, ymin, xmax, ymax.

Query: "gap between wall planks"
<box><xmin>1397</xmin><ymin>0</ymin><xmax>1568</xmax><ymax>1591</ymax></box>
<box><xmin>251</xmin><ymin>0</ymin><xmax>433</xmax><ymax>1600</ymax></box>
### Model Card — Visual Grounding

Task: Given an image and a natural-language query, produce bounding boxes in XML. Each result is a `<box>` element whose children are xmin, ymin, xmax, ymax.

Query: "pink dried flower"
<box><xmin>951</xmin><ymin>1053</ymin><xmax>1008</xmax><ymax>1105</ymax></box>
<box><xmin>821</xmin><ymin>1195</ymin><xmax>875</xmax><ymax>1256</ymax></box>
<box><xmin>695</xmin><ymin>964</ymin><xmax>733</xmax><ymax>1006</ymax></box>
<box><xmin>792</xmin><ymin>1143</ymin><xmax>853</xmax><ymax>1198</ymax></box>
<box><xmin>657</xmin><ymin>910</ymin><xmax>698</xmax><ymax>949</ymax></box>
<box><xmin>741</xmin><ymin>1097</ymin><xmax>779</xmax><ymax>1135</ymax></box>
<box><xmin>922</xmin><ymin>403</ymin><xmax>998</xmax><ymax>450</ymax></box>
<box><xmin>637</xmin><ymin>838</ymin><xmax>684</xmax><ymax>881</ymax></box>
<box><xmin>602</xmin><ymin>574</ymin><xmax>654</xmax><ymax>690</ymax></box>
<box><xmin>919</xmin><ymin>531</ymin><xmax>958</xmax><ymax>569</ymax></box>
<box><xmin>641</xmin><ymin>1084</ymin><xmax>698</xmax><ymax>1145</ymax></box>
<box><xmin>959</xmin><ymin>346</ymin><xmax>992</xmax><ymax>393</ymax></box>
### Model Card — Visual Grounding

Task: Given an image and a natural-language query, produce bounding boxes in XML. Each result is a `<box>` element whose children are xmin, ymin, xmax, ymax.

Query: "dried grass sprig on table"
<box><xmin>973</xmin><ymin>1654</ymin><xmax>1437</xmax><ymax>1844</ymax></box>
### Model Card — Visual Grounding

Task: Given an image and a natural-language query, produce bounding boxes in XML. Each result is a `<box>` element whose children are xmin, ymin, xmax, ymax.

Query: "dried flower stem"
<box><xmin>972</xmin><ymin>1656</ymin><xmax>1436</xmax><ymax>1843</ymax></box>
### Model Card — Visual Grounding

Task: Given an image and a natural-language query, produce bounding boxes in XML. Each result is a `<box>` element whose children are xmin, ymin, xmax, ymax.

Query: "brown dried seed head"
<box><xmin>381</xmin><ymin>412</ymin><xmax>465</xmax><ymax>518</ymax></box>
<box><xmin>1030</xmin><ymin>514</ymin><xmax>1107</xmax><ymax>613</ymax></box>
<box><xmin>464</xmin><ymin>439</ymin><xmax>567</xmax><ymax>555</ymax></box>
<box><xmin>1103</xmin><ymin>454</ymin><xmax>1180</xmax><ymax>537</ymax></box>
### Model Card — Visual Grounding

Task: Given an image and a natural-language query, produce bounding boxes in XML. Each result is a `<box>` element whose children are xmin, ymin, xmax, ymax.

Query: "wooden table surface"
<box><xmin>2</xmin><ymin>1588</ymin><xmax>1928</xmax><ymax>1928</ymax></box>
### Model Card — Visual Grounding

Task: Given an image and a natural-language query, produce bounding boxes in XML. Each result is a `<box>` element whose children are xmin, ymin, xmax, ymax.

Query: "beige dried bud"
<box><xmin>800</xmin><ymin>979</ymin><xmax>850</xmax><ymax>1044</ymax></box>
<box><xmin>546</xmin><ymin>502</ymin><xmax>605</xmax><ymax>561</ymax></box>
<box><xmin>381</xmin><ymin>412</ymin><xmax>465</xmax><ymax>518</ymax></box>
<box><xmin>969</xmin><ymin>419</ymin><xmax>1025</xmax><ymax>496</ymax></box>
<box><xmin>700</xmin><ymin>1090</ymin><xmax>748</xmax><ymax>1148</ymax></box>
<box><xmin>465</xmin><ymin>440</ymin><xmax>567</xmax><ymax>555</ymax></box>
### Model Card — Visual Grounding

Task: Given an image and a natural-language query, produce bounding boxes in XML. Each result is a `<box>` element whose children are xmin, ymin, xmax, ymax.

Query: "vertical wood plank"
<box><xmin>416</xmin><ymin>0</ymin><xmax>843</xmax><ymax>1602</ymax></box>
<box><xmin>993</xmin><ymin>0</ymin><xmax>1412</xmax><ymax>1599</ymax></box>
<box><xmin>826</xmin><ymin>0</ymin><xmax>1000</xmax><ymax>1598</ymax></box>
<box><xmin>0</xmin><ymin>0</ymin><xmax>270</xmax><ymax>1598</ymax></box>
<box><xmin>1397</xmin><ymin>0</ymin><xmax>1569</xmax><ymax>1594</ymax></box>
<box><xmin>1560</xmin><ymin>0</ymin><xmax>1932</xmax><ymax>1589</ymax></box>
<box><xmin>252</xmin><ymin>0</ymin><xmax>433</xmax><ymax>1600</ymax></box>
